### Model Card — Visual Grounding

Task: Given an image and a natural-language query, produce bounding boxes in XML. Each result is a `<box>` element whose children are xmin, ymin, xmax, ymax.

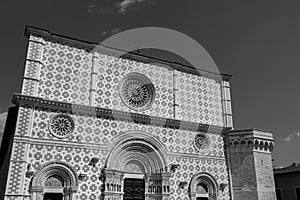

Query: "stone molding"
<box><xmin>12</xmin><ymin>93</ymin><xmax>229</xmax><ymax>135</ymax></box>
<box><xmin>227</xmin><ymin>129</ymin><xmax>274</xmax><ymax>153</ymax></box>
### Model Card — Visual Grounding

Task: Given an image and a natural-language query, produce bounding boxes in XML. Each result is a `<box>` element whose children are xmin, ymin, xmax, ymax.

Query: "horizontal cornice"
<box><xmin>24</xmin><ymin>25</ymin><xmax>232</xmax><ymax>82</ymax></box>
<box><xmin>12</xmin><ymin>93</ymin><xmax>230</xmax><ymax>135</ymax></box>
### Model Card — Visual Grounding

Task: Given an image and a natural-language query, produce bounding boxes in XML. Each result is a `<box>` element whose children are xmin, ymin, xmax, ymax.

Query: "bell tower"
<box><xmin>227</xmin><ymin>129</ymin><xmax>276</xmax><ymax>200</ymax></box>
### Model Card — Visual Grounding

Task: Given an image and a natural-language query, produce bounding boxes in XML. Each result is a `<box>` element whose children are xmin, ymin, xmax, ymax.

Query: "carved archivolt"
<box><xmin>30</xmin><ymin>161</ymin><xmax>79</xmax><ymax>200</ymax></box>
<box><xmin>102</xmin><ymin>131</ymin><xmax>171</xmax><ymax>200</ymax></box>
<box><xmin>188</xmin><ymin>172</ymin><xmax>218</xmax><ymax>200</ymax></box>
<box><xmin>106</xmin><ymin>131</ymin><xmax>168</xmax><ymax>173</ymax></box>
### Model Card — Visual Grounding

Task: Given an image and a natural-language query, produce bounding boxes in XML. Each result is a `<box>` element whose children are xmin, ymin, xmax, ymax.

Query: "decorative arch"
<box><xmin>106</xmin><ymin>131</ymin><xmax>168</xmax><ymax>173</ymax></box>
<box><xmin>30</xmin><ymin>161</ymin><xmax>79</xmax><ymax>200</ymax></box>
<box><xmin>189</xmin><ymin>172</ymin><xmax>218</xmax><ymax>200</ymax></box>
<box><xmin>102</xmin><ymin>131</ymin><xmax>171</xmax><ymax>200</ymax></box>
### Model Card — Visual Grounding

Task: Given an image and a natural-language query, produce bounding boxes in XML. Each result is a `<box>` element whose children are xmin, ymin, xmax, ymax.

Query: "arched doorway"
<box><xmin>189</xmin><ymin>173</ymin><xmax>218</xmax><ymax>200</ymax></box>
<box><xmin>195</xmin><ymin>182</ymin><xmax>209</xmax><ymax>200</ymax></box>
<box><xmin>101</xmin><ymin>131</ymin><xmax>171</xmax><ymax>200</ymax></box>
<box><xmin>43</xmin><ymin>175</ymin><xmax>64</xmax><ymax>200</ymax></box>
<box><xmin>30</xmin><ymin>161</ymin><xmax>79</xmax><ymax>200</ymax></box>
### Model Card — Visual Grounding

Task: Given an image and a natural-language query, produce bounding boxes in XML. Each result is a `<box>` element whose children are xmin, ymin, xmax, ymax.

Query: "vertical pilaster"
<box><xmin>89</xmin><ymin>52</ymin><xmax>98</xmax><ymax>106</ymax></box>
<box><xmin>173</xmin><ymin>70</ymin><xmax>179</xmax><ymax>119</ymax></box>
<box><xmin>221</xmin><ymin>81</ymin><xmax>233</xmax><ymax>128</ymax></box>
<box><xmin>22</xmin><ymin>35</ymin><xmax>44</xmax><ymax>96</ymax></box>
<box><xmin>4</xmin><ymin>34</ymin><xmax>44</xmax><ymax>200</ymax></box>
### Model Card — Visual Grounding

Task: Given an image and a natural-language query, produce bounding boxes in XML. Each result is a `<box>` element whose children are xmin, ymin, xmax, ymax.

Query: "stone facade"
<box><xmin>0</xmin><ymin>26</ymin><xmax>276</xmax><ymax>200</ymax></box>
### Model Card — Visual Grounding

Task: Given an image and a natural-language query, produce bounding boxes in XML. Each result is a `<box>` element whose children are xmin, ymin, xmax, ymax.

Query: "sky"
<box><xmin>0</xmin><ymin>0</ymin><xmax>300</xmax><ymax>167</ymax></box>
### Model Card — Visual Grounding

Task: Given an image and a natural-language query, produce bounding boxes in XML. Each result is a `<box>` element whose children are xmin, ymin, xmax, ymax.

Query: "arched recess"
<box><xmin>189</xmin><ymin>172</ymin><xmax>218</xmax><ymax>200</ymax></box>
<box><xmin>30</xmin><ymin>161</ymin><xmax>79</xmax><ymax>200</ymax></box>
<box><xmin>102</xmin><ymin>131</ymin><xmax>171</xmax><ymax>200</ymax></box>
<box><xmin>106</xmin><ymin>131</ymin><xmax>168</xmax><ymax>173</ymax></box>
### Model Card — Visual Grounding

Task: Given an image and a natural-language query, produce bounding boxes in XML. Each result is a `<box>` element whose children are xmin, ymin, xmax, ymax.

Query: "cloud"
<box><xmin>116</xmin><ymin>0</ymin><xmax>150</xmax><ymax>14</ymax></box>
<box><xmin>0</xmin><ymin>112</ymin><xmax>8</xmax><ymax>145</ymax></box>
<box><xmin>283</xmin><ymin>131</ymin><xmax>300</xmax><ymax>142</ymax></box>
<box><xmin>102</xmin><ymin>28</ymin><xmax>120</xmax><ymax>37</ymax></box>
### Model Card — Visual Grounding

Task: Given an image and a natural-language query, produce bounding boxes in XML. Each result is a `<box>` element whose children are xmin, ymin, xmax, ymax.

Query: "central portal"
<box><xmin>123</xmin><ymin>178</ymin><xmax>145</xmax><ymax>200</ymax></box>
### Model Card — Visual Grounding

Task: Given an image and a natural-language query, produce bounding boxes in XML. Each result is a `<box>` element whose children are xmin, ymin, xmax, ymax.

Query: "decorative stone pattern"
<box><xmin>27</xmin><ymin>144</ymin><xmax>104</xmax><ymax>200</ymax></box>
<box><xmin>23</xmin><ymin>38</ymin><xmax>226</xmax><ymax>126</ymax></box>
<box><xmin>21</xmin><ymin>35</ymin><xmax>44</xmax><ymax>96</ymax></box>
<box><xmin>94</xmin><ymin>53</ymin><xmax>174</xmax><ymax>119</ymax></box>
<box><xmin>17</xmin><ymin>106</ymin><xmax>228</xmax><ymax>199</ymax></box>
<box><xmin>29</xmin><ymin>108</ymin><xmax>225</xmax><ymax>157</ymax></box>
<box><xmin>168</xmin><ymin>156</ymin><xmax>230</xmax><ymax>200</ymax></box>
<box><xmin>37</xmin><ymin>40</ymin><xmax>92</xmax><ymax>105</ymax></box>
<box><xmin>176</xmin><ymin>71</ymin><xmax>223</xmax><ymax>126</ymax></box>
<box><xmin>6</xmin><ymin>162</ymin><xmax>24</xmax><ymax>194</ymax></box>
<box><xmin>6</xmin><ymin>142</ymin><xmax>27</xmax><ymax>195</ymax></box>
<box><xmin>4</xmin><ymin>29</ymin><xmax>234</xmax><ymax>200</ymax></box>
<box><xmin>15</xmin><ymin>106</ymin><xmax>33</xmax><ymax>136</ymax></box>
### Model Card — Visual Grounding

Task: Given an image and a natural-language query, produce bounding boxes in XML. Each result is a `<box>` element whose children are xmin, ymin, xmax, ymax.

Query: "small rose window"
<box><xmin>194</xmin><ymin>133</ymin><xmax>210</xmax><ymax>152</ymax></box>
<box><xmin>48</xmin><ymin>114</ymin><xmax>75</xmax><ymax>138</ymax></box>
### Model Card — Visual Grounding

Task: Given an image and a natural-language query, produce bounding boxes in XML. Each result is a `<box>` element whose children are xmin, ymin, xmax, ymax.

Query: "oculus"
<box><xmin>49</xmin><ymin>114</ymin><xmax>75</xmax><ymax>138</ymax></box>
<box><xmin>119</xmin><ymin>73</ymin><xmax>155</xmax><ymax>111</ymax></box>
<box><xmin>194</xmin><ymin>133</ymin><xmax>210</xmax><ymax>153</ymax></box>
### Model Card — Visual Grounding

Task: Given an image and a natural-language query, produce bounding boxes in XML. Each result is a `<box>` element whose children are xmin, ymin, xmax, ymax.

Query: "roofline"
<box><xmin>24</xmin><ymin>25</ymin><xmax>233</xmax><ymax>82</ymax></box>
<box><xmin>273</xmin><ymin>163</ymin><xmax>300</xmax><ymax>174</ymax></box>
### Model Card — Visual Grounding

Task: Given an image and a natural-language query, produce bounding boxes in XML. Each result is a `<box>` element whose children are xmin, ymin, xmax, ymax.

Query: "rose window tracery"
<box><xmin>49</xmin><ymin>114</ymin><xmax>75</xmax><ymax>138</ymax></box>
<box><xmin>194</xmin><ymin>133</ymin><xmax>210</xmax><ymax>152</ymax></box>
<box><xmin>119</xmin><ymin>73</ymin><xmax>155</xmax><ymax>111</ymax></box>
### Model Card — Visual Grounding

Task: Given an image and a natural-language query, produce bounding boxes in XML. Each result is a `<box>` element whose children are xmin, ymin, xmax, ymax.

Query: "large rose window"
<box><xmin>119</xmin><ymin>73</ymin><xmax>155</xmax><ymax>111</ymax></box>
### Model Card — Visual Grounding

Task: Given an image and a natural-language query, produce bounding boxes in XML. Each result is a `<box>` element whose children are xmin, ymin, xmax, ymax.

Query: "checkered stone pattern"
<box><xmin>168</xmin><ymin>156</ymin><xmax>230</xmax><ymax>200</ymax></box>
<box><xmin>176</xmin><ymin>71</ymin><xmax>223</xmax><ymax>126</ymax></box>
<box><xmin>21</xmin><ymin>79</ymin><xmax>38</xmax><ymax>96</ymax></box>
<box><xmin>6</xmin><ymin>161</ymin><xmax>24</xmax><ymax>195</ymax></box>
<box><xmin>27</xmin><ymin>144</ymin><xmax>106</xmax><ymax>200</ymax></box>
<box><xmin>37</xmin><ymin>40</ymin><xmax>92</xmax><ymax>105</ymax></box>
<box><xmin>24</xmin><ymin>61</ymin><xmax>39</xmax><ymax>80</ymax></box>
<box><xmin>16</xmin><ymin>106</ymin><xmax>33</xmax><ymax>136</ymax></box>
<box><xmin>94</xmin><ymin>53</ymin><xmax>174</xmax><ymax>118</ymax></box>
<box><xmin>5</xmin><ymin>142</ymin><xmax>27</xmax><ymax>196</ymax></box>
<box><xmin>10</xmin><ymin>142</ymin><xmax>27</xmax><ymax>161</ymax></box>
<box><xmin>27</xmin><ymin>40</ymin><xmax>43</xmax><ymax>61</ymax></box>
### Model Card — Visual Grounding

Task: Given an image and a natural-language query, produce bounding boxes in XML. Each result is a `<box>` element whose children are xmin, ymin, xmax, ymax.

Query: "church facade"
<box><xmin>0</xmin><ymin>26</ymin><xmax>276</xmax><ymax>200</ymax></box>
